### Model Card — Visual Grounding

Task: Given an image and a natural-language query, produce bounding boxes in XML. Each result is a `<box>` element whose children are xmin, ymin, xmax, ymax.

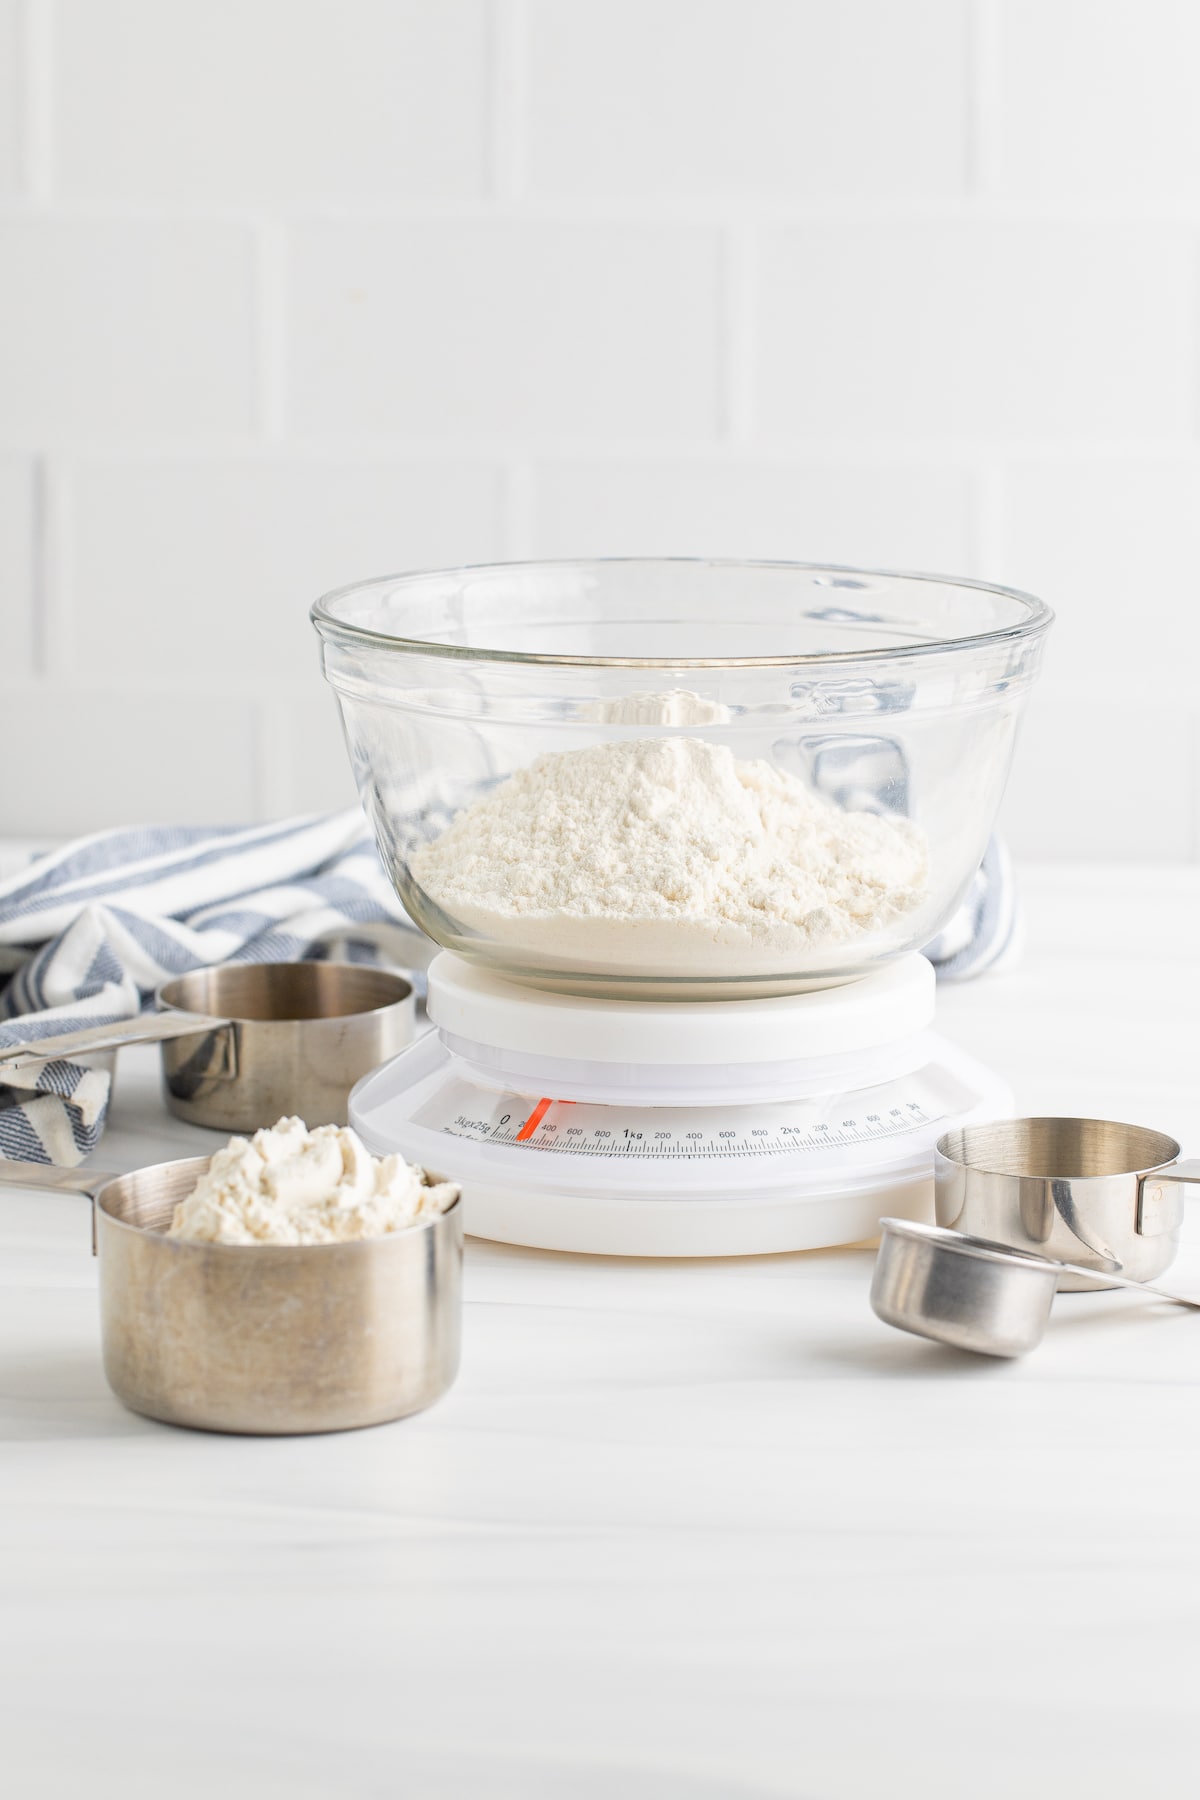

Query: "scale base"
<box><xmin>439</xmin><ymin>1166</ymin><xmax>937</xmax><ymax>1259</ymax></box>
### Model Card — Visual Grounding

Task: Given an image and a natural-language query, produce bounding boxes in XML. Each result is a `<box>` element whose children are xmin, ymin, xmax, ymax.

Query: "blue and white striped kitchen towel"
<box><xmin>0</xmin><ymin>813</ymin><xmax>1015</xmax><ymax>1165</ymax></box>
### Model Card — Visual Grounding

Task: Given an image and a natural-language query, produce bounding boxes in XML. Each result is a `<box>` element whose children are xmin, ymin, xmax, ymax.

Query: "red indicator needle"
<box><xmin>516</xmin><ymin>1097</ymin><xmax>554</xmax><ymax>1142</ymax></box>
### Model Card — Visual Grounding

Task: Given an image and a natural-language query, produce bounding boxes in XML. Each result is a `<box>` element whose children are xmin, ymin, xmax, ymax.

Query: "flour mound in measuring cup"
<box><xmin>167</xmin><ymin>1116</ymin><xmax>459</xmax><ymax>1246</ymax></box>
<box><xmin>410</xmin><ymin>738</ymin><xmax>929</xmax><ymax>975</ymax></box>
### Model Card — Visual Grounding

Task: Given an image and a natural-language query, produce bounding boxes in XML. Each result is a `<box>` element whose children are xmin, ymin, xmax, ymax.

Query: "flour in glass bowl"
<box><xmin>410</xmin><ymin>736</ymin><xmax>929</xmax><ymax>980</ymax></box>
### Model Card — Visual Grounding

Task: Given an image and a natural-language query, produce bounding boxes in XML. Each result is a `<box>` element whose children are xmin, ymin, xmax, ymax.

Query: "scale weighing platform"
<box><xmin>351</xmin><ymin>952</ymin><xmax>1011</xmax><ymax>1257</ymax></box>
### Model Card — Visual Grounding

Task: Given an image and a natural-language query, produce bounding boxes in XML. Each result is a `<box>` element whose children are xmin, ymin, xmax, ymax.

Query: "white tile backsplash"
<box><xmin>0</xmin><ymin>459</ymin><xmax>34</xmax><ymax>676</ymax></box>
<box><xmin>0</xmin><ymin>685</ymin><xmax>259</xmax><ymax>833</ymax></box>
<box><xmin>529</xmin><ymin>460</ymin><xmax>973</xmax><ymax>570</ymax></box>
<box><xmin>0</xmin><ymin>222</ymin><xmax>256</xmax><ymax>441</ymax></box>
<box><xmin>1000</xmin><ymin>684</ymin><xmax>1194</xmax><ymax>863</ymax></box>
<box><xmin>261</xmin><ymin>686</ymin><xmax>362</xmax><ymax>818</ymax></box>
<box><xmin>1000</xmin><ymin>0</ymin><xmax>1200</xmax><ymax>199</ymax></box>
<box><xmin>61</xmin><ymin>457</ymin><xmax>505</xmax><ymax>680</ymax></box>
<box><xmin>526</xmin><ymin>0</ymin><xmax>970</xmax><ymax>198</ymax></box>
<box><xmin>285</xmin><ymin>222</ymin><xmax>723</xmax><ymax>439</ymax></box>
<box><xmin>995</xmin><ymin>459</ymin><xmax>1200</xmax><ymax>681</ymax></box>
<box><xmin>0</xmin><ymin>0</ymin><xmax>20</xmax><ymax>195</ymax></box>
<box><xmin>754</xmin><ymin>225</ymin><xmax>1197</xmax><ymax>440</ymax></box>
<box><xmin>53</xmin><ymin>0</ymin><xmax>489</xmax><ymax>202</ymax></box>
<box><xmin>3</xmin><ymin>4</ymin><xmax>1198</xmax><ymax>853</ymax></box>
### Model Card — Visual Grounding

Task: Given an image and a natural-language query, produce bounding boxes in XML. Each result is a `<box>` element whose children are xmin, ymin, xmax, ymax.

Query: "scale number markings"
<box><xmin>439</xmin><ymin>1094</ymin><xmax>935</xmax><ymax>1158</ymax></box>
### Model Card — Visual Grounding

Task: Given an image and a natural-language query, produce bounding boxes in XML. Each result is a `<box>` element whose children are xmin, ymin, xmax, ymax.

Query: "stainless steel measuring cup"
<box><xmin>871</xmin><ymin>1217</ymin><xmax>1200</xmax><ymax>1358</ymax></box>
<box><xmin>935</xmin><ymin>1118</ymin><xmax>1200</xmax><ymax>1290</ymax></box>
<box><xmin>0</xmin><ymin>1154</ymin><xmax>462</xmax><ymax>1433</ymax></box>
<box><xmin>0</xmin><ymin>961</ymin><xmax>414</xmax><ymax>1131</ymax></box>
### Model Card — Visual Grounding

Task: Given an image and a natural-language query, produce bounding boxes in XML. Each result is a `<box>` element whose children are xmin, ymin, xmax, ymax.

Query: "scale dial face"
<box><xmin>352</xmin><ymin>1031</ymin><xmax>996</xmax><ymax>1198</ymax></box>
<box><xmin>349</xmin><ymin>1031</ymin><xmax>1014</xmax><ymax>1250</ymax></box>
<box><xmin>416</xmin><ymin>1081</ymin><xmax>939</xmax><ymax>1162</ymax></box>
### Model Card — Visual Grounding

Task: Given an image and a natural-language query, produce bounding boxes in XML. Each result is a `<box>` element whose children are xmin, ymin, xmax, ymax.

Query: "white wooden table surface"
<box><xmin>4</xmin><ymin>867</ymin><xmax>1200</xmax><ymax>1799</ymax></box>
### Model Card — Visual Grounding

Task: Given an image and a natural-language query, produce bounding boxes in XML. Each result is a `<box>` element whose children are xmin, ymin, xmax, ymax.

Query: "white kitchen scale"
<box><xmin>350</xmin><ymin>951</ymin><xmax>1010</xmax><ymax>1257</ymax></box>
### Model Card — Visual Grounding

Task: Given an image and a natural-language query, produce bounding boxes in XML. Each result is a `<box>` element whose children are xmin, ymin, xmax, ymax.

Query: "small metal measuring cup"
<box><xmin>935</xmin><ymin>1118</ymin><xmax>1200</xmax><ymax>1290</ymax></box>
<box><xmin>0</xmin><ymin>1154</ymin><xmax>462</xmax><ymax>1433</ymax></box>
<box><xmin>871</xmin><ymin>1217</ymin><xmax>1200</xmax><ymax>1358</ymax></box>
<box><xmin>0</xmin><ymin>961</ymin><xmax>414</xmax><ymax>1132</ymax></box>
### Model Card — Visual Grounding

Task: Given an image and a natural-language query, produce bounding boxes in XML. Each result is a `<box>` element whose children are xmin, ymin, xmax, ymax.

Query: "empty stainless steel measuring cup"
<box><xmin>935</xmin><ymin>1118</ymin><xmax>1200</xmax><ymax>1290</ymax></box>
<box><xmin>0</xmin><ymin>1153</ymin><xmax>462</xmax><ymax>1433</ymax></box>
<box><xmin>871</xmin><ymin>1217</ymin><xmax>1200</xmax><ymax>1358</ymax></box>
<box><xmin>0</xmin><ymin>961</ymin><xmax>414</xmax><ymax>1132</ymax></box>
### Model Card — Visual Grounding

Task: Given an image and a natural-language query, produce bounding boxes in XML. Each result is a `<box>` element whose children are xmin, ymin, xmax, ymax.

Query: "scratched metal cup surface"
<box><xmin>156</xmin><ymin>961</ymin><xmax>414</xmax><ymax>1131</ymax></box>
<box><xmin>0</xmin><ymin>961</ymin><xmax>415</xmax><ymax>1134</ymax></box>
<box><xmin>871</xmin><ymin>1217</ymin><xmax>1060</xmax><ymax>1357</ymax></box>
<box><xmin>0</xmin><ymin>1153</ymin><xmax>463</xmax><ymax>1434</ymax></box>
<box><xmin>92</xmin><ymin>1155</ymin><xmax>462</xmax><ymax>1435</ymax></box>
<box><xmin>935</xmin><ymin>1119</ymin><xmax>1200</xmax><ymax>1291</ymax></box>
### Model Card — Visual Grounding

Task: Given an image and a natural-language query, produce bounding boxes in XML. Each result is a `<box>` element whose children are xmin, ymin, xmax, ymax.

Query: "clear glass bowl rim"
<box><xmin>310</xmin><ymin>556</ymin><xmax>1053</xmax><ymax>670</ymax></box>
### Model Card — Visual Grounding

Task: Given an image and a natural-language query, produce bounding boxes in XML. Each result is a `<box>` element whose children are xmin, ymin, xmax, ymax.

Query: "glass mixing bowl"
<box><xmin>312</xmin><ymin>560</ymin><xmax>1051</xmax><ymax>999</ymax></box>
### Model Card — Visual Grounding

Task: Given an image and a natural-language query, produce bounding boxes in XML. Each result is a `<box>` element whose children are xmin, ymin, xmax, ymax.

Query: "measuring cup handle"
<box><xmin>0</xmin><ymin>1012</ymin><xmax>233</xmax><ymax>1074</ymax></box>
<box><xmin>1137</xmin><ymin>1159</ymin><xmax>1200</xmax><ymax>1237</ymax></box>
<box><xmin>0</xmin><ymin>1160</ymin><xmax>117</xmax><ymax>1256</ymax></box>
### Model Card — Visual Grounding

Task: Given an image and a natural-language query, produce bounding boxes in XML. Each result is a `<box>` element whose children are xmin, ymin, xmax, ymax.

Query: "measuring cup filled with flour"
<box><xmin>313</xmin><ymin>561</ymin><xmax>1049</xmax><ymax>1256</ymax></box>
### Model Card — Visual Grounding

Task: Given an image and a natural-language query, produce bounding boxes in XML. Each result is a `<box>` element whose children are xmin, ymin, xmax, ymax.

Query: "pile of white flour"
<box><xmin>411</xmin><ymin>737</ymin><xmax>928</xmax><ymax>977</ymax></box>
<box><xmin>168</xmin><ymin>1117</ymin><xmax>459</xmax><ymax>1246</ymax></box>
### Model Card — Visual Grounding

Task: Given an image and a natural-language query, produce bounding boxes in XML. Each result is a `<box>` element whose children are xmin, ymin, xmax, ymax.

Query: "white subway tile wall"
<box><xmin>525</xmin><ymin>0</ymin><xmax>971</xmax><ymax>198</ymax></box>
<box><xmin>0</xmin><ymin>459</ymin><xmax>34</xmax><ymax>676</ymax></box>
<box><xmin>0</xmin><ymin>1</ymin><xmax>20</xmax><ymax>196</ymax></box>
<box><xmin>999</xmin><ymin>683</ymin><xmax>1195</xmax><ymax>864</ymax></box>
<box><xmin>999</xmin><ymin>0</ymin><xmax>1200</xmax><ymax>199</ymax></box>
<box><xmin>285</xmin><ymin>223</ymin><xmax>723</xmax><ymax>437</ymax></box>
<box><xmin>53</xmin><ymin>0</ymin><xmax>490</xmax><ymax>202</ymax></box>
<box><xmin>2</xmin><ymin>0</ymin><xmax>1196</xmax><ymax>856</ymax></box>
<box><xmin>1000</xmin><ymin>460</ymin><xmax>1200</xmax><ymax>681</ymax></box>
<box><xmin>0</xmin><ymin>687</ymin><xmax>260</xmax><ymax>836</ymax></box>
<box><xmin>755</xmin><ymin>224</ymin><xmax>1197</xmax><ymax>441</ymax></box>
<box><xmin>61</xmin><ymin>457</ymin><xmax>505</xmax><ymax>678</ymax></box>
<box><xmin>528</xmin><ymin>462</ymin><xmax>974</xmax><ymax>571</ymax></box>
<box><xmin>0</xmin><ymin>222</ymin><xmax>257</xmax><ymax>439</ymax></box>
